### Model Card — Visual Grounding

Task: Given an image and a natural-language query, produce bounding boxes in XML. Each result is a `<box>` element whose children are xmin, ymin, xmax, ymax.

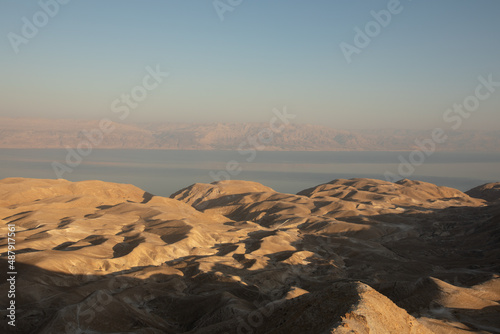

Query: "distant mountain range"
<box><xmin>0</xmin><ymin>117</ymin><xmax>499</xmax><ymax>151</ymax></box>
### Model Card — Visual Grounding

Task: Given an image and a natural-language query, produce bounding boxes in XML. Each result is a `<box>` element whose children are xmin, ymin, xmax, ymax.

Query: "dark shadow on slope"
<box><xmin>1</xmin><ymin>203</ymin><xmax>499</xmax><ymax>333</ymax></box>
<box><xmin>112</xmin><ymin>234</ymin><xmax>145</xmax><ymax>258</ymax></box>
<box><xmin>141</xmin><ymin>192</ymin><xmax>154</xmax><ymax>204</ymax></box>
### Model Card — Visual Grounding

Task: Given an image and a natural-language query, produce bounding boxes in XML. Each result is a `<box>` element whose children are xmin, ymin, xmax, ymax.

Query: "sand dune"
<box><xmin>0</xmin><ymin>177</ymin><xmax>499</xmax><ymax>333</ymax></box>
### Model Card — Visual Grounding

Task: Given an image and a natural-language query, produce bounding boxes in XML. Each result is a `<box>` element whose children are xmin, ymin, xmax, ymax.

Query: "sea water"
<box><xmin>0</xmin><ymin>149</ymin><xmax>498</xmax><ymax>197</ymax></box>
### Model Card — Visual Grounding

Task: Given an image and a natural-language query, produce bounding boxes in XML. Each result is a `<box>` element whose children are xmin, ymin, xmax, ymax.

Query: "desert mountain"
<box><xmin>0</xmin><ymin>177</ymin><xmax>499</xmax><ymax>333</ymax></box>
<box><xmin>1</xmin><ymin>117</ymin><xmax>500</xmax><ymax>151</ymax></box>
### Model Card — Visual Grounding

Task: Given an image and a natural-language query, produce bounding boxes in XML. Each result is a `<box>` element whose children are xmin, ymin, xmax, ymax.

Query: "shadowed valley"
<box><xmin>0</xmin><ymin>177</ymin><xmax>499</xmax><ymax>333</ymax></box>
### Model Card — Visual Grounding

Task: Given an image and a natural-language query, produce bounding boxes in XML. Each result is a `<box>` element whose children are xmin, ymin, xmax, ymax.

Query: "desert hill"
<box><xmin>466</xmin><ymin>182</ymin><xmax>500</xmax><ymax>203</ymax></box>
<box><xmin>1</xmin><ymin>117</ymin><xmax>500</xmax><ymax>151</ymax></box>
<box><xmin>0</xmin><ymin>177</ymin><xmax>499</xmax><ymax>333</ymax></box>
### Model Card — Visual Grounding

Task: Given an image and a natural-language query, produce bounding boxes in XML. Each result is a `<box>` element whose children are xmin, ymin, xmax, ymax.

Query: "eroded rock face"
<box><xmin>0</xmin><ymin>178</ymin><xmax>498</xmax><ymax>333</ymax></box>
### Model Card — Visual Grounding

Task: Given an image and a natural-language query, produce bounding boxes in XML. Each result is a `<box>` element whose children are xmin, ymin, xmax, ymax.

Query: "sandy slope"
<box><xmin>0</xmin><ymin>177</ymin><xmax>499</xmax><ymax>333</ymax></box>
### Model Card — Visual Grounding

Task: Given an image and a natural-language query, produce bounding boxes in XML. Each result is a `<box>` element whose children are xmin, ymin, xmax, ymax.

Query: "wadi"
<box><xmin>0</xmin><ymin>177</ymin><xmax>499</xmax><ymax>333</ymax></box>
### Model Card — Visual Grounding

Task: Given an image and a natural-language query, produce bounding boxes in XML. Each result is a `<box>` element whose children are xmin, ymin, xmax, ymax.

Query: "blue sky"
<box><xmin>1</xmin><ymin>0</ymin><xmax>499</xmax><ymax>129</ymax></box>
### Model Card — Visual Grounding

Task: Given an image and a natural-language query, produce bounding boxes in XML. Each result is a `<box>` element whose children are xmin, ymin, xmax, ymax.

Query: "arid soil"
<box><xmin>0</xmin><ymin>177</ymin><xmax>499</xmax><ymax>333</ymax></box>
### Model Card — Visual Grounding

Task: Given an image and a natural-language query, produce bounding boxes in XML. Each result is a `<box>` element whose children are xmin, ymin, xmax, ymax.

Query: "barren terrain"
<box><xmin>0</xmin><ymin>177</ymin><xmax>499</xmax><ymax>333</ymax></box>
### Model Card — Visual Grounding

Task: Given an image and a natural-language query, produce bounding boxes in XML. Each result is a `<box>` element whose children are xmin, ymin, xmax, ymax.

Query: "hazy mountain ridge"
<box><xmin>1</xmin><ymin>117</ymin><xmax>499</xmax><ymax>151</ymax></box>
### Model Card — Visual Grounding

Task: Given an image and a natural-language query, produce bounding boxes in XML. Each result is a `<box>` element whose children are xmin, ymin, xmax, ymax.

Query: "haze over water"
<box><xmin>1</xmin><ymin>1</ymin><xmax>499</xmax><ymax>188</ymax></box>
<box><xmin>2</xmin><ymin>2</ymin><xmax>500</xmax><ymax>332</ymax></box>
<box><xmin>1</xmin><ymin>149</ymin><xmax>498</xmax><ymax>196</ymax></box>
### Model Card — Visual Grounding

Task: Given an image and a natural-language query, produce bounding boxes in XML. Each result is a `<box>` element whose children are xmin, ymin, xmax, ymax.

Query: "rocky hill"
<box><xmin>466</xmin><ymin>182</ymin><xmax>500</xmax><ymax>203</ymax></box>
<box><xmin>0</xmin><ymin>177</ymin><xmax>499</xmax><ymax>333</ymax></box>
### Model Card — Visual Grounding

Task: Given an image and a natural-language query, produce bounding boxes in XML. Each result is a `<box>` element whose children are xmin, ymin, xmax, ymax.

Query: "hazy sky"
<box><xmin>1</xmin><ymin>0</ymin><xmax>499</xmax><ymax>129</ymax></box>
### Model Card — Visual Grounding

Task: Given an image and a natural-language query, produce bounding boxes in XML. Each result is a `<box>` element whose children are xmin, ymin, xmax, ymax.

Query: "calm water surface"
<box><xmin>0</xmin><ymin>149</ymin><xmax>499</xmax><ymax>196</ymax></box>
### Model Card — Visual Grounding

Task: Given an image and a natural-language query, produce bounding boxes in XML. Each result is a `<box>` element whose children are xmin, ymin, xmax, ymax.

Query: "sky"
<box><xmin>0</xmin><ymin>0</ymin><xmax>499</xmax><ymax>130</ymax></box>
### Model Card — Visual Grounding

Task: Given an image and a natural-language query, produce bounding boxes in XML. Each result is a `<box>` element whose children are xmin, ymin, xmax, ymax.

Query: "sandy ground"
<box><xmin>0</xmin><ymin>177</ymin><xmax>499</xmax><ymax>333</ymax></box>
